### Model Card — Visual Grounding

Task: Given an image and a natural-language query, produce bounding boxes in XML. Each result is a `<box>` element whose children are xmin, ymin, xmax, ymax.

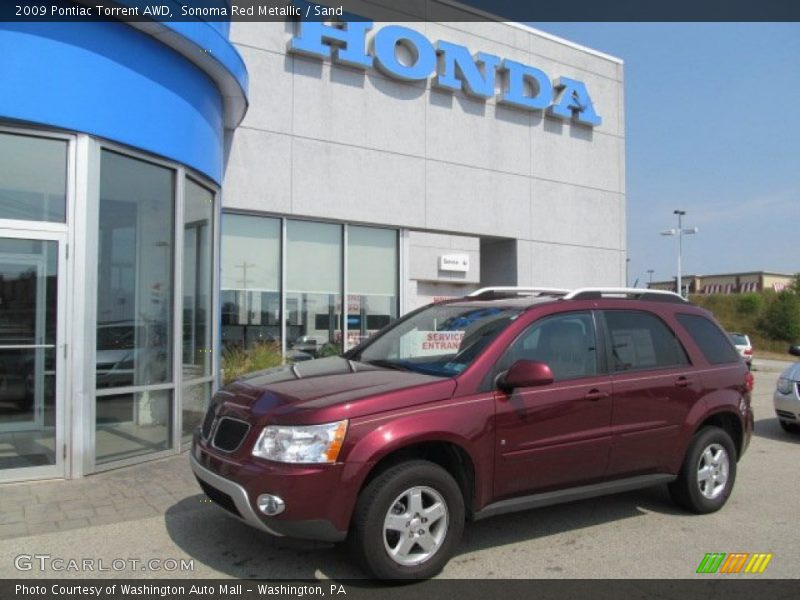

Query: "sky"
<box><xmin>531</xmin><ymin>23</ymin><xmax>800</xmax><ymax>286</ymax></box>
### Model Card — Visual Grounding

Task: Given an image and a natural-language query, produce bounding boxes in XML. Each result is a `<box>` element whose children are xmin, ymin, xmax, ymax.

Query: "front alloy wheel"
<box><xmin>349</xmin><ymin>460</ymin><xmax>465</xmax><ymax>579</ymax></box>
<box><xmin>383</xmin><ymin>486</ymin><xmax>449</xmax><ymax>566</ymax></box>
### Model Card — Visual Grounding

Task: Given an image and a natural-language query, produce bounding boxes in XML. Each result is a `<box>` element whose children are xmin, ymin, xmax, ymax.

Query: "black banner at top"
<box><xmin>3</xmin><ymin>0</ymin><xmax>800</xmax><ymax>22</ymax></box>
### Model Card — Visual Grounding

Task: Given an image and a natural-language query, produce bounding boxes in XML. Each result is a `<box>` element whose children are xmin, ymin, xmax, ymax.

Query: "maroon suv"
<box><xmin>192</xmin><ymin>287</ymin><xmax>754</xmax><ymax>579</ymax></box>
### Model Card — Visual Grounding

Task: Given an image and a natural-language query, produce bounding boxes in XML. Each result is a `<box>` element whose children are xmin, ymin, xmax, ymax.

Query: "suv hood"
<box><xmin>217</xmin><ymin>356</ymin><xmax>457</xmax><ymax>423</ymax></box>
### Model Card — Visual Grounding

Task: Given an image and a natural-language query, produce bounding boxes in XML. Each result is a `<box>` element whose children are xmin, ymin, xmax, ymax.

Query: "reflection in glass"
<box><xmin>286</xmin><ymin>220</ymin><xmax>342</xmax><ymax>358</ymax></box>
<box><xmin>96</xmin><ymin>151</ymin><xmax>174</xmax><ymax>388</ymax></box>
<box><xmin>221</xmin><ymin>214</ymin><xmax>281</xmax><ymax>350</ymax></box>
<box><xmin>95</xmin><ymin>151</ymin><xmax>175</xmax><ymax>465</ymax></box>
<box><xmin>0</xmin><ymin>132</ymin><xmax>67</xmax><ymax>223</ymax></box>
<box><xmin>0</xmin><ymin>240</ymin><xmax>58</xmax><ymax>470</ymax></box>
<box><xmin>183</xmin><ymin>180</ymin><xmax>213</xmax><ymax>379</ymax></box>
<box><xmin>181</xmin><ymin>381</ymin><xmax>211</xmax><ymax>444</ymax></box>
<box><xmin>95</xmin><ymin>390</ymin><xmax>172</xmax><ymax>465</ymax></box>
<box><xmin>346</xmin><ymin>226</ymin><xmax>398</xmax><ymax>350</ymax></box>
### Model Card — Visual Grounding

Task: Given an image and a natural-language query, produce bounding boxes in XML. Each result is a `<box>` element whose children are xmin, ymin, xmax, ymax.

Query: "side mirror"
<box><xmin>789</xmin><ymin>345</ymin><xmax>800</xmax><ymax>358</ymax></box>
<box><xmin>499</xmin><ymin>360</ymin><xmax>554</xmax><ymax>391</ymax></box>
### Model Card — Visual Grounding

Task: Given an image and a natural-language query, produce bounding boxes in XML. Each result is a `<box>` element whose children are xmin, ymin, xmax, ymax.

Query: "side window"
<box><xmin>676</xmin><ymin>313</ymin><xmax>740</xmax><ymax>364</ymax></box>
<box><xmin>604</xmin><ymin>310</ymin><xmax>689</xmax><ymax>372</ymax></box>
<box><xmin>500</xmin><ymin>312</ymin><xmax>598</xmax><ymax>381</ymax></box>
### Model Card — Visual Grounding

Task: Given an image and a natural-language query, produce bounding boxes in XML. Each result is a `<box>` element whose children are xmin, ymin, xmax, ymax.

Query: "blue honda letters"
<box><xmin>288</xmin><ymin>21</ymin><xmax>601</xmax><ymax>127</ymax></box>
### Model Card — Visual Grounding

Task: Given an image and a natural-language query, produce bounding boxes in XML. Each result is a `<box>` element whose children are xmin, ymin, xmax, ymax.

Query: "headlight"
<box><xmin>252</xmin><ymin>420</ymin><xmax>348</xmax><ymax>464</ymax></box>
<box><xmin>776</xmin><ymin>378</ymin><xmax>794</xmax><ymax>395</ymax></box>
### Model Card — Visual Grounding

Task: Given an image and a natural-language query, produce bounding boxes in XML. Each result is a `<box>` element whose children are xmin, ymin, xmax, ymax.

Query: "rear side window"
<box><xmin>677</xmin><ymin>314</ymin><xmax>740</xmax><ymax>364</ymax></box>
<box><xmin>603</xmin><ymin>310</ymin><xmax>689</xmax><ymax>372</ymax></box>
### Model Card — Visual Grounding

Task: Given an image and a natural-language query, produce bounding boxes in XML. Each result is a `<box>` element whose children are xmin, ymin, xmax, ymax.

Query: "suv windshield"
<box><xmin>728</xmin><ymin>333</ymin><xmax>748</xmax><ymax>346</ymax></box>
<box><xmin>349</xmin><ymin>304</ymin><xmax>522</xmax><ymax>377</ymax></box>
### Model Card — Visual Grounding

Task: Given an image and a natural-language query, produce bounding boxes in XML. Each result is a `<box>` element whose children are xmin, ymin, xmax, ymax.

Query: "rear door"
<box><xmin>601</xmin><ymin>309</ymin><xmax>701</xmax><ymax>477</ymax></box>
<box><xmin>493</xmin><ymin>311</ymin><xmax>613</xmax><ymax>498</ymax></box>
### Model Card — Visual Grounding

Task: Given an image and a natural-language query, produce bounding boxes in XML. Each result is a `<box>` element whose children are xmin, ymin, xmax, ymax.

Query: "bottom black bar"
<box><xmin>0</xmin><ymin>579</ymin><xmax>796</xmax><ymax>600</ymax></box>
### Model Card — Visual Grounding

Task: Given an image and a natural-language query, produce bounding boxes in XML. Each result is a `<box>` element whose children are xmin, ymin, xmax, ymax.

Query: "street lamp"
<box><xmin>660</xmin><ymin>210</ymin><xmax>698</xmax><ymax>297</ymax></box>
<box><xmin>647</xmin><ymin>269</ymin><xmax>654</xmax><ymax>284</ymax></box>
<box><xmin>626</xmin><ymin>258</ymin><xmax>630</xmax><ymax>287</ymax></box>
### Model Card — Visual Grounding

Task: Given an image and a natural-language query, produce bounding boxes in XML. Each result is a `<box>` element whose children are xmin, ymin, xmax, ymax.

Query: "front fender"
<box><xmin>344</xmin><ymin>395</ymin><xmax>496</xmax><ymax>512</ymax></box>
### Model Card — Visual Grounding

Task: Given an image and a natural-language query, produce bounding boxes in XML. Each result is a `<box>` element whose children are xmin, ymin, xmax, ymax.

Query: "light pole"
<box><xmin>626</xmin><ymin>258</ymin><xmax>630</xmax><ymax>287</ymax></box>
<box><xmin>647</xmin><ymin>269</ymin><xmax>654</xmax><ymax>285</ymax></box>
<box><xmin>660</xmin><ymin>210</ymin><xmax>698</xmax><ymax>297</ymax></box>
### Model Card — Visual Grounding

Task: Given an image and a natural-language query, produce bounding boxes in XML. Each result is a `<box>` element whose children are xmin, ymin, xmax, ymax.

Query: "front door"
<box><xmin>493</xmin><ymin>311</ymin><xmax>613</xmax><ymax>498</ymax></box>
<box><xmin>0</xmin><ymin>233</ymin><xmax>66</xmax><ymax>481</ymax></box>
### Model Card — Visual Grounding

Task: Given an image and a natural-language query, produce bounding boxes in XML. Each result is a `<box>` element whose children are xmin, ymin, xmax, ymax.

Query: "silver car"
<box><xmin>774</xmin><ymin>345</ymin><xmax>800</xmax><ymax>433</ymax></box>
<box><xmin>728</xmin><ymin>332</ymin><xmax>753</xmax><ymax>366</ymax></box>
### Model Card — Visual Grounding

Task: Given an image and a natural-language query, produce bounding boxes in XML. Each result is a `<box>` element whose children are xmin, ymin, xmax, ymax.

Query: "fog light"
<box><xmin>257</xmin><ymin>494</ymin><xmax>285</xmax><ymax>516</ymax></box>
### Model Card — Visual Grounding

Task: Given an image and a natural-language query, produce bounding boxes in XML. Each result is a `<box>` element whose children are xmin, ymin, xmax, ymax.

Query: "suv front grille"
<box><xmin>212</xmin><ymin>417</ymin><xmax>250</xmax><ymax>452</ymax></box>
<box><xmin>776</xmin><ymin>410</ymin><xmax>797</xmax><ymax>421</ymax></box>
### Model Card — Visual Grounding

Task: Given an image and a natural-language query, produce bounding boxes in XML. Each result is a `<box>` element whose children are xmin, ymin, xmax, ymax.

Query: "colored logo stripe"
<box><xmin>697</xmin><ymin>552</ymin><xmax>773</xmax><ymax>574</ymax></box>
<box><xmin>744</xmin><ymin>553</ymin><xmax>773</xmax><ymax>573</ymax></box>
<box><xmin>697</xmin><ymin>553</ymin><xmax>726</xmax><ymax>573</ymax></box>
<box><xmin>719</xmin><ymin>553</ymin><xmax>749</xmax><ymax>573</ymax></box>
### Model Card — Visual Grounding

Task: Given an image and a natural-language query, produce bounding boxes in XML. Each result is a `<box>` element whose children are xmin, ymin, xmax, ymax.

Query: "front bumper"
<box><xmin>190</xmin><ymin>453</ymin><xmax>348</xmax><ymax>542</ymax></box>
<box><xmin>774</xmin><ymin>386</ymin><xmax>800</xmax><ymax>423</ymax></box>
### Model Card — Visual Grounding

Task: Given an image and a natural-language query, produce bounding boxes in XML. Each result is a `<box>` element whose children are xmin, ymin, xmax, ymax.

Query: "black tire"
<box><xmin>778</xmin><ymin>420</ymin><xmax>800</xmax><ymax>434</ymax></box>
<box><xmin>669</xmin><ymin>426</ymin><xmax>737</xmax><ymax>514</ymax></box>
<box><xmin>348</xmin><ymin>460</ymin><xmax>465</xmax><ymax>580</ymax></box>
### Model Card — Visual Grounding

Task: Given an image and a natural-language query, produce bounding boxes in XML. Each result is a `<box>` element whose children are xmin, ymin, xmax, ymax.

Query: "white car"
<box><xmin>774</xmin><ymin>345</ymin><xmax>800</xmax><ymax>433</ymax></box>
<box><xmin>728</xmin><ymin>332</ymin><xmax>753</xmax><ymax>366</ymax></box>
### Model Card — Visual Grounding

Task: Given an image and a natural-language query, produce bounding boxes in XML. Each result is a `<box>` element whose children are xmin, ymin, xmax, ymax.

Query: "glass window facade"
<box><xmin>346</xmin><ymin>226</ymin><xmax>398</xmax><ymax>350</ymax></box>
<box><xmin>95</xmin><ymin>150</ymin><xmax>175</xmax><ymax>464</ymax></box>
<box><xmin>0</xmin><ymin>132</ymin><xmax>67</xmax><ymax>223</ymax></box>
<box><xmin>221</xmin><ymin>214</ymin><xmax>281</xmax><ymax>349</ymax></box>
<box><xmin>94</xmin><ymin>150</ymin><xmax>218</xmax><ymax>466</ymax></box>
<box><xmin>0</xmin><ymin>127</ymin><xmax>220</xmax><ymax>480</ymax></box>
<box><xmin>221</xmin><ymin>214</ymin><xmax>399</xmax><ymax>359</ymax></box>
<box><xmin>286</xmin><ymin>220</ymin><xmax>343</xmax><ymax>357</ymax></box>
<box><xmin>181</xmin><ymin>180</ymin><xmax>215</xmax><ymax>443</ymax></box>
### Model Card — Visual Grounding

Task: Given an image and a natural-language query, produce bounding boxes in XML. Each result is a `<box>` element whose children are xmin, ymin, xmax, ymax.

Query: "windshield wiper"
<box><xmin>365</xmin><ymin>359</ymin><xmax>410</xmax><ymax>371</ymax></box>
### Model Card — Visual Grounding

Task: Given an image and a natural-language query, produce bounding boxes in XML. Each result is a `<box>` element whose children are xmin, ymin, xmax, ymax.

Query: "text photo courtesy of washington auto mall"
<box><xmin>0</xmin><ymin>1</ymin><xmax>799</xmax><ymax>599</ymax></box>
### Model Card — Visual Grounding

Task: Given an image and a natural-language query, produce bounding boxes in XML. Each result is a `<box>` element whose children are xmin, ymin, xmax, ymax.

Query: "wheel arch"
<box><xmin>694</xmin><ymin>410</ymin><xmax>744</xmax><ymax>460</ymax></box>
<box><xmin>355</xmin><ymin>437</ymin><xmax>479</xmax><ymax>519</ymax></box>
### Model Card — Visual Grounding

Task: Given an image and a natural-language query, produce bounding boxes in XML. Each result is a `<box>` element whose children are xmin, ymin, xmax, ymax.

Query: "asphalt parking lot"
<box><xmin>1</xmin><ymin>360</ymin><xmax>797</xmax><ymax>579</ymax></box>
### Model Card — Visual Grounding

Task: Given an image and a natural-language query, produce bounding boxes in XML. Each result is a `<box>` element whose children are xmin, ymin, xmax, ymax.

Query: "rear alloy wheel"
<box><xmin>669</xmin><ymin>426</ymin><xmax>737</xmax><ymax>514</ymax></box>
<box><xmin>349</xmin><ymin>460</ymin><xmax>464</xmax><ymax>579</ymax></box>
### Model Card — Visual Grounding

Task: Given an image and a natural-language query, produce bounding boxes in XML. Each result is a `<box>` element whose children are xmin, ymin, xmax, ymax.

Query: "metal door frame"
<box><xmin>0</xmin><ymin>229</ymin><xmax>68</xmax><ymax>482</ymax></box>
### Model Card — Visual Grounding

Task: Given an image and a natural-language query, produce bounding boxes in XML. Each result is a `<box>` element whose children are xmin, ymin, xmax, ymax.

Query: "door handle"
<box><xmin>585</xmin><ymin>389</ymin><xmax>609</xmax><ymax>401</ymax></box>
<box><xmin>675</xmin><ymin>376</ymin><xmax>691</xmax><ymax>388</ymax></box>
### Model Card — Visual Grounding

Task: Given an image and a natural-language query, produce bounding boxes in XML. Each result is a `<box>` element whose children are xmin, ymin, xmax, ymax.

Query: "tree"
<box><xmin>760</xmin><ymin>291</ymin><xmax>800</xmax><ymax>342</ymax></box>
<box><xmin>736</xmin><ymin>293</ymin><xmax>762</xmax><ymax>316</ymax></box>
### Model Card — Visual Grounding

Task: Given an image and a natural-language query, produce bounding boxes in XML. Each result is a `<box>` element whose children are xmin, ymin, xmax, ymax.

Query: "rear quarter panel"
<box><xmin>664</xmin><ymin>305</ymin><xmax>750</xmax><ymax>472</ymax></box>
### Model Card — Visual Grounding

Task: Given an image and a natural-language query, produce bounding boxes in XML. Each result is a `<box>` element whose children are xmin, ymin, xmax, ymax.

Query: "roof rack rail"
<box><xmin>468</xmin><ymin>287</ymin><xmax>570</xmax><ymax>298</ymax></box>
<box><xmin>563</xmin><ymin>287</ymin><xmax>688</xmax><ymax>303</ymax></box>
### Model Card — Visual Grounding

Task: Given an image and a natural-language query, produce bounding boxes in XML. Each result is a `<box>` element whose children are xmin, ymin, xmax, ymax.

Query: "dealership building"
<box><xmin>0</xmin><ymin>3</ymin><xmax>625</xmax><ymax>482</ymax></box>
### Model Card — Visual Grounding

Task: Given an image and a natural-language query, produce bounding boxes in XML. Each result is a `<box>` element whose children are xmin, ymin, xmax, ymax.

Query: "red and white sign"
<box><xmin>403</xmin><ymin>330</ymin><xmax>465</xmax><ymax>356</ymax></box>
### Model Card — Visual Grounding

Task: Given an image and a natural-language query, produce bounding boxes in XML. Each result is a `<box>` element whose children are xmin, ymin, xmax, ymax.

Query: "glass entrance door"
<box><xmin>0</xmin><ymin>234</ymin><xmax>65</xmax><ymax>480</ymax></box>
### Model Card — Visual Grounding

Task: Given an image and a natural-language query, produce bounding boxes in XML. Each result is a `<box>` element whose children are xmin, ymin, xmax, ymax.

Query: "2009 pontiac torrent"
<box><xmin>192</xmin><ymin>287</ymin><xmax>753</xmax><ymax>579</ymax></box>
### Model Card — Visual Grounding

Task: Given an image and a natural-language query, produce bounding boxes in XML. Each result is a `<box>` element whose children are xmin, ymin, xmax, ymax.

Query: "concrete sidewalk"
<box><xmin>0</xmin><ymin>453</ymin><xmax>198</xmax><ymax>540</ymax></box>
